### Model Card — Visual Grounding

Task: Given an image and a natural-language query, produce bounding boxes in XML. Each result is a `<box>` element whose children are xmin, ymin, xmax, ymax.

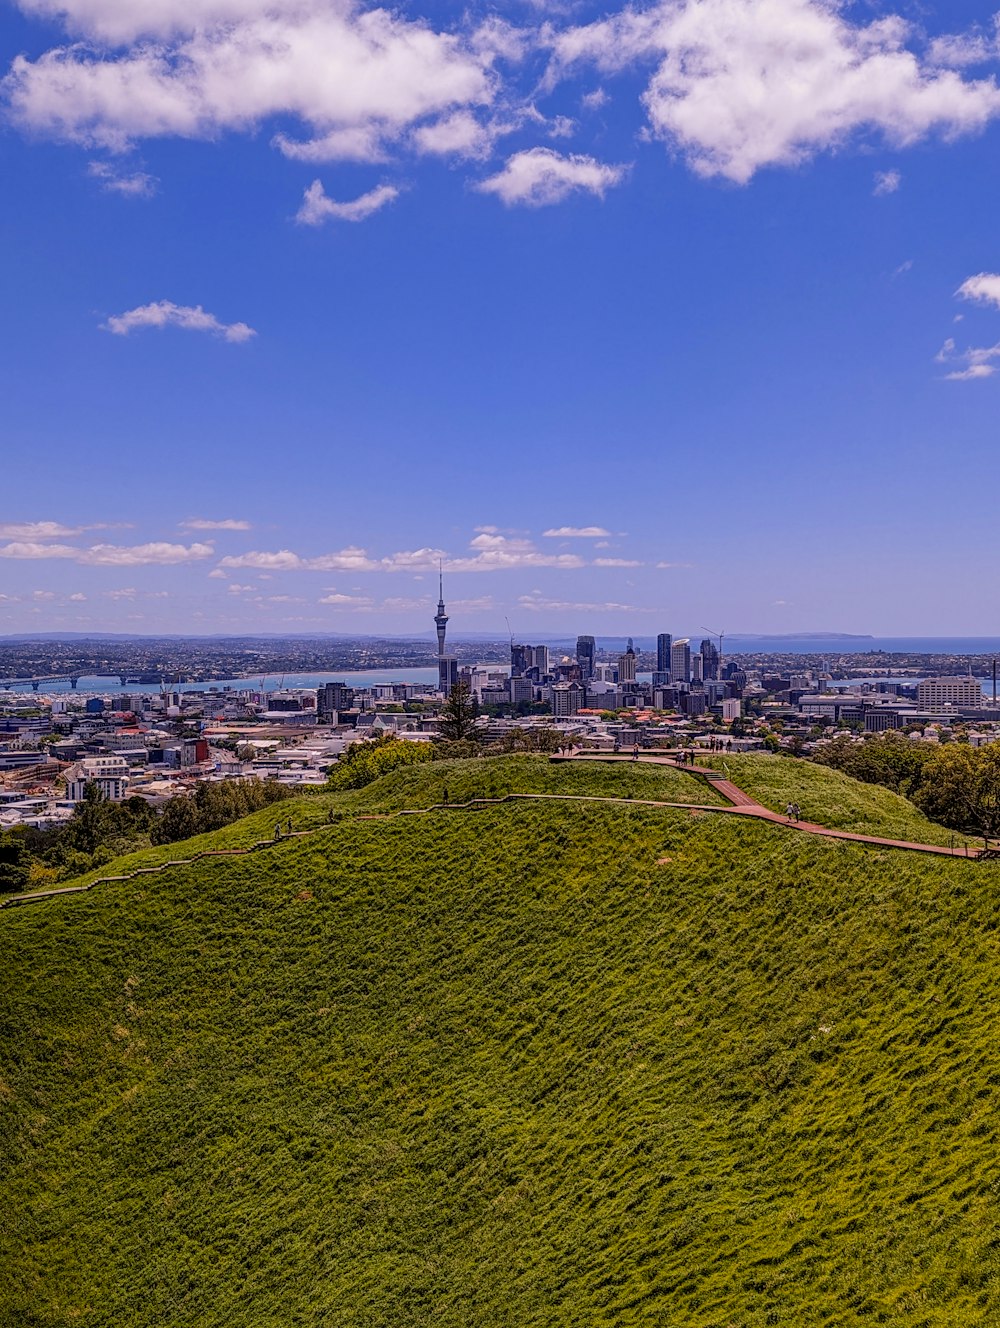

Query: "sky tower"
<box><xmin>435</xmin><ymin>563</ymin><xmax>448</xmax><ymax>658</ymax></box>
<box><xmin>434</xmin><ymin>563</ymin><xmax>457</xmax><ymax>696</ymax></box>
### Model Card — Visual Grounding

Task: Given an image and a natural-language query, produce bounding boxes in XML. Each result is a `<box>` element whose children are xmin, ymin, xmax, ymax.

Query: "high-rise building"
<box><xmin>618</xmin><ymin>637</ymin><xmax>637</xmax><ymax>684</ymax></box>
<box><xmin>700</xmin><ymin>638</ymin><xmax>720</xmax><ymax>680</ymax></box>
<box><xmin>656</xmin><ymin>633</ymin><xmax>672</xmax><ymax>674</ymax></box>
<box><xmin>550</xmin><ymin>681</ymin><xmax>585</xmax><ymax>717</ymax></box>
<box><xmin>530</xmin><ymin>645</ymin><xmax>550</xmax><ymax>676</ymax></box>
<box><xmin>510</xmin><ymin>643</ymin><xmax>529</xmax><ymax>677</ymax></box>
<box><xmin>671</xmin><ymin>638</ymin><xmax>691</xmax><ymax>684</ymax></box>
<box><xmin>576</xmin><ymin>635</ymin><xmax>596</xmax><ymax>681</ymax></box>
<box><xmin>317</xmin><ymin>681</ymin><xmax>354</xmax><ymax>721</ymax></box>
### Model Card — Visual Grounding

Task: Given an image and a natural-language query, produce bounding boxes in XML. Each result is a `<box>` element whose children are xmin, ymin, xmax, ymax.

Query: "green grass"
<box><xmin>4</xmin><ymin>757</ymin><xmax>1000</xmax><ymax>1326</ymax></box>
<box><xmin>56</xmin><ymin>754</ymin><xmax>723</xmax><ymax>891</ymax></box>
<box><xmin>700</xmin><ymin>752</ymin><xmax>977</xmax><ymax>847</ymax></box>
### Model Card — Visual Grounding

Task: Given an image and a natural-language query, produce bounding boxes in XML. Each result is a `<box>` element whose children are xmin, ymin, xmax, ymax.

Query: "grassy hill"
<box><xmin>55</xmin><ymin>754</ymin><xmax>724</xmax><ymax>891</ymax></box>
<box><xmin>4</xmin><ymin>756</ymin><xmax>1000</xmax><ymax>1326</ymax></box>
<box><xmin>700</xmin><ymin>751</ymin><xmax>977</xmax><ymax>848</ymax></box>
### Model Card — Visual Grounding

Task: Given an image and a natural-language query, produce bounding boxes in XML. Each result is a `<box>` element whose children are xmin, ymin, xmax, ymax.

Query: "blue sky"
<box><xmin>2</xmin><ymin>0</ymin><xmax>1000</xmax><ymax>636</ymax></box>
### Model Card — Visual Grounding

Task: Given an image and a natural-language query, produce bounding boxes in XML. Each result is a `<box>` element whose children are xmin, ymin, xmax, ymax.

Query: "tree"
<box><xmin>914</xmin><ymin>744</ymin><xmax>1000</xmax><ymax>839</ymax></box>
<box><xmin>326</xmin><ymin>734</ymin><xmax>431</xmax><ymax>791</ymax></box>
<box><xmin>0</xmin><ymin>833</ymin><xmax>30</xmax><ymax>894</ymax></box>
<box><xmin>437</xmin><ymin>682</ymin><xmax>479</xmax><ymax>743</ymax></box>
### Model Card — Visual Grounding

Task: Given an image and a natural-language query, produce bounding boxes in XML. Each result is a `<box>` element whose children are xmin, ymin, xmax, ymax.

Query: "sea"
<box><xmin>8</xmin><ymin>638</ymin><xmax>1000</xmax><ymax>697</ymax></box>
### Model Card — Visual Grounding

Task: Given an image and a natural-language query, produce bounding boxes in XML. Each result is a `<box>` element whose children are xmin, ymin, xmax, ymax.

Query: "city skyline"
<box><xmin>4</xmin><ymin>0</ymin><xmax>1000</xmax><ymax>634</ymax></box>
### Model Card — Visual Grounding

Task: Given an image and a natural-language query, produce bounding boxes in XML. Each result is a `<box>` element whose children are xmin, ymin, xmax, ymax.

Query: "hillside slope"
<box><xmin>3</xmin><ymin>759</ymin><xmax>1000</xmax><ymax>1326</ymax></box>
<box><xmin>701</xmin><ymin>752</ymin><xmax>975</xmax><ymax>847</ymax></box>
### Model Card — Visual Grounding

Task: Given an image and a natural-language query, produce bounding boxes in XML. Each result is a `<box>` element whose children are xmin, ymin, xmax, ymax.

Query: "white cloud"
<box><xmin>0</xmin><ymin>521</ymin><xmax>82</xmax><ymax>539</ymax></box>
<box><xmin>68</xmin><ymin>592</ymin><xmax>87</xmax><ymax>601</ymax></box>
<box><xmin>656</xmin><ymin>560</ymin><xmax>693</xmax><ymax>569</ymax></box>
<box><xmin>319</xmin><ymin>592</ymin><xmax>374</xmax><ymax>606</ymax></box>
<box><xmin>0</xmin><ymin>539</ymin><xmax>214</xmax><ymax>564</ymax></box>
<box><xmin>218</xmin><ymin>532</ymin><xmax>586</xmax><ymax>575</ymax></box>
<box><xmin>102</xmin><ymin>301</ymin><xmax>256</xmax><ymax>342</ymax></box>
<box><xmin>478</xmin><ymin>146</ymin><xmax>627</xmax><ymax>206</ymax></box>
<box><xmin>543</xmin><ymin>525</ymin><xmax>612</xmax><ymax>538</ymax></box>
<box><xmin>593</xmin><ymin>557</ymin><xmax>642</xmax><ymax>567</ymax></box>
<box><xmin>550</xmin><ymin>0</ymin><xmax>1000</xmax><ymax>183</ymax></box>
<box><xmin>227</xmin><ymin>582</ymin><xmax>257</xmax><ymax>594</ymax></box>
<box><xmin>219</xmin><ymin>546</ymin><xmax>380</xmax><ymax>572</ymax></box>
<box><xmin>957</xmin><ymin>273</ymin><xmax>1000</xmax><ymax>311</ymax></box>
<box><xmin>182</xmin><ymin>517</ymin><xmax>251</xmax><ymax>530</ymax></box>
<box><xmin>518</xmin><ymin>593</ymin><xmax>644</xmax><ymax>613</ymax></box>
<box><xmin>928</xmin><ymin>30</ymin><xmax>997</xmax><ymax>71</ymax></box>
<box><xmin>87</xmin><ymin>159</ymin><xmax>157</xmax><ymax>196</ymax></box>
<box><xmin>581</xmin><ymin>88</ymin><xmax>609</xmax><ymax>111</ymax></box>
<box><xmin>936</xmin><ymin>336</ymin><xmax>1000</xmax><ymax>380</ymax></box>
<box><xmin>295</xmin><ymin>180</ymin><xmax>400</xmax><ymax>226</ymax></box>
<box><xmin>104</xmin><ymin>587</ymin><xmax>137</xmax><ymax>600</ymax></box>
<box><xmin>412</xmin><ymin>109</ymin><xmax>499</xmax><ymax>158</ymax></box>
<box><xmin>6</xmin><ymin>5</ymin><xmax>498</xmax><ymax>164</ymax></box>
<box><xmin>873</xmin><ymin>169</ymin><xmax>901</xmax><ymax>195</ymax></box>
<box><xmin>32</xmin><ymin>589</ymin><xmax>56</xmax><ymax>600</ymax></box>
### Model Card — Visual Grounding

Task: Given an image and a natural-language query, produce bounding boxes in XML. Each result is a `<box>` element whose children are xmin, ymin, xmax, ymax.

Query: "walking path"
<box><xmin>553</xmin><ymin>751</ymin><xmax>985</xmax><ymax>859</ymax></box>
<box><xmin>2</xmin><ymin>758</ymin><xmax>989</xmax><ymax>911</ymax></box>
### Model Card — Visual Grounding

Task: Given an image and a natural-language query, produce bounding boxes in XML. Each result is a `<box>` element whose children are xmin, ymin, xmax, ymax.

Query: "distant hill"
<box><xmin>3</xmin><ymin>756</ymin><xmax>1000</xmax><ymax>1326</ymax></box>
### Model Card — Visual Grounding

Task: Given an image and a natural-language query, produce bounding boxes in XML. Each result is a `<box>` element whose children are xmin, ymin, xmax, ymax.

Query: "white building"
<box><xmin>65</xmin><ymin>754</ymin><xmax>130</xmax><ymax>802</ymax></box>
<box><xmin>916</xmin><ymin>676</ymin><xmax>983</xmax><ymax>712</ymax></box>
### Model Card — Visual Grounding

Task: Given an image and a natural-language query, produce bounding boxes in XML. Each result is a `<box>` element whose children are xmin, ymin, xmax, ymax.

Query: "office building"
<box><xmin>576</xmin><ymin>635</ymin><xmax>596</xmax><ymax>681</ymax></box>
<box><xmin>530</xmin><ymin>645</ymin><xmax>550</xmax><ymax>676</ymax></box>
<box><xmin>700</xmin><ymin>639</ymin><xmax>720</xmax><ymax>681</ymax></box>
<box><xmin>511</xmin><ymin>643</ymin><xmax>529</xmax><ymax>677</ymax></box>
<box><xmin>656</xmin><ymin>633</ymin><xmax>672</xmax><ymax>675</ymax></box>
<box><xmin>917</xmin><ymin>676</ymin><xmax>983</xmax><ymax>711</ymax></box>
<box><xmin>618</xmin><ymin>638</ymin><xmax>637</xmax><ymax>684</ymax></box>
<box><xmin>671</xmin><ymin>638</ymin><xmax>691</xmax><ymax>684</ymax></box>
<box><xmin>510</xmin><ymin>676</ymin><xmax>534</xmax><ymax>704</ymax></box>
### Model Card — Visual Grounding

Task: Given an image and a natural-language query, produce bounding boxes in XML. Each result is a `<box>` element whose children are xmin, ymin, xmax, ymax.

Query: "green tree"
<box><xmin>0</xmin><ymin>833</ymin><xmax>30</xmax><ymax>893</ymax></box>
<box><xmin>437</xmin><ymin>682</ymin><xmax>479</xmax><ymax>743</ymax></box>
<box><xmin>913</xmin><ymin>744</ymin><xmax>1000</xmax><ymax>839</ymax></box>
<box><xmin>327</xmin><ymin>735</ymin><xmax>431</xmax><ymax>791</ymax></box>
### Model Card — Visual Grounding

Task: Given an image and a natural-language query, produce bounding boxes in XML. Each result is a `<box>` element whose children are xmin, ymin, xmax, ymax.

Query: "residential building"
<box><xmin>65</xmin><ymin>754</ymin><xmax>130</xmax><ymax>802</ymax></box>
<box><xmin>550</xmin><ymin>682</ymin><xmax>585</xmax><ymax>717</ymax></box>
<box><xmin>317</xmin><ymin>681</ymin><xmax>354</xmax><ymax>722</ymax></box>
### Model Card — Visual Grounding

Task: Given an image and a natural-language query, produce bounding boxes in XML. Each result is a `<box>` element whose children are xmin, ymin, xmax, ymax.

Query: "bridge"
<box><xmin>0</xmin><ymin>673</ymin><xmax>176</xmax><ymax>692</ymax></box>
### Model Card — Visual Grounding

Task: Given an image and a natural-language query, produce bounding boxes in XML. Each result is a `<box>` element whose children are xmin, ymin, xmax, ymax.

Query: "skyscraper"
<box><xmin>700</xmin><ymin>638</ymin><xmax>720</xmax><ymax>681</ymax></box>
<box><xmin>656</xmin><ymin>633</ymin><xmax>672</xmax><ymax>673</ymax></box>
<box><xmin>576</xmin><ymin>635</ymin><xmax>596</xmax><ymax>681</ymax></box>
<box><xmin>671</xmin><ymin>638</ymin><xmax>691</xmax><ymax>685</ymax></box>
<box><xmin>618</xmin><ymin>637</ymin><xmax>637</xmax><ymax>684</ymax></box>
